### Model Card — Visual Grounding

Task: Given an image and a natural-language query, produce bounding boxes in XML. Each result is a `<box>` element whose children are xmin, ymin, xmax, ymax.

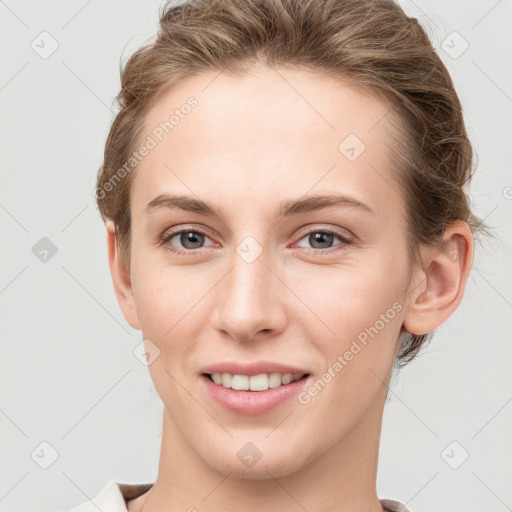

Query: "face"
<box><xmin>120</xmin><ymin>62</ymin><xmax>415</xmax><ymax>478</ymax></box>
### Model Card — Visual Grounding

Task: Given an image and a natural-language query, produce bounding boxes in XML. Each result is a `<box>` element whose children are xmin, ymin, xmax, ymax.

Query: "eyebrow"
<box><xmin>145</xmin><ymin>193</ymin><xmax>375</xmax><ymax>219</ymax></box>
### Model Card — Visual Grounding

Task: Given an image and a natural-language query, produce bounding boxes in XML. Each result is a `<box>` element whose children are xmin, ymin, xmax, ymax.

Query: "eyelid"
<box><xmin>159</xmin><ymin>223</ymin><xmax>354</xmax><ymax>245</ymax></box>
<box><xmin>159</xmin><ymin>224</ymin><xmax>216</xmax><ymax>243</ymax></box>
<box><xmin>294</xmin><ymin>224</ymin><xmax>355</xmax><ymax>242</ymax></box>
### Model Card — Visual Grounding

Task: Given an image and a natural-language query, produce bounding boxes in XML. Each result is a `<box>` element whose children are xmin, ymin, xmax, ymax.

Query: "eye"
<box><xmin>294</xmin><ymin>228</ymin><xmax>353</xmax><ymax>253</ymax></box>
<box><xmin>159</xmin><ymin>227</ymin><xmax>217</xmax><ymax>255</ymax></box>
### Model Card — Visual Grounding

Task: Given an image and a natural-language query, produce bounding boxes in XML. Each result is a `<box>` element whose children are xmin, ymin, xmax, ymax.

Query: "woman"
<box><xmin>70</xmin><ymin>0</ymin><xmax>484</xmax><ymax>510</ymax></box>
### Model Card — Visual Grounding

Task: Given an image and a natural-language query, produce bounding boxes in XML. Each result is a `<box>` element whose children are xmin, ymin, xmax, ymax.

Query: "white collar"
<box><xmin>67</xmin><ymin>481</ymin><xmax>153</xmax><ymax>512</ymax></box>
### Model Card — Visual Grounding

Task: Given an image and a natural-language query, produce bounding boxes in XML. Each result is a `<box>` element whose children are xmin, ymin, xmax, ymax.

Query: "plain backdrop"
<box><xmin>1</xmin><ymin>1</ymin><xmax>511</xmax><ymax>511</ymax></box>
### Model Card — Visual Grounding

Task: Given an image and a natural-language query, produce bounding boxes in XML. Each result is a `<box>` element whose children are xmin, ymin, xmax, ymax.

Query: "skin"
<box><xmin>105</xmin><ymin>62</ymin><xmax>473</xmax><ymax>512</ymax></box>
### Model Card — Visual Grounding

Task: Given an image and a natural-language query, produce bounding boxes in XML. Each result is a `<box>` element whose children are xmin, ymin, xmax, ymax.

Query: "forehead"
<box><xmin>132</xmin><ymin>63</ymin><xmax>403</xmax><ymax>219</ymax></box>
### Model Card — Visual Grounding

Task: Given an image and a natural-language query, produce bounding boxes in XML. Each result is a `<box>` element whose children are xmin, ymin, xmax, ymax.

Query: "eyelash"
<box><xmin>158</xmin><ymin>225</ymin><xmax>354</xmax><ymax>256</ymax></box>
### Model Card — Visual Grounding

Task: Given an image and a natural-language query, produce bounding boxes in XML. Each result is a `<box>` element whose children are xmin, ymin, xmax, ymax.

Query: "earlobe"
<box><xmin>105</xmin><ymin>220</ymin><xmax>141</xmax><ymax>331</ymax></box>
<box><xmin>403</xmin><ymin>221</ymin><xmax>474</xmax><ymax>336</ymax></box>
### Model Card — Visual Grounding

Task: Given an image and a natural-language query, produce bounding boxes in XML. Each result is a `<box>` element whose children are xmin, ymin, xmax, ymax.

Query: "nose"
<box><xmin>211</xmin><ymin>244</ymin><xmax>288</xmax><ymax>344</ymax></box>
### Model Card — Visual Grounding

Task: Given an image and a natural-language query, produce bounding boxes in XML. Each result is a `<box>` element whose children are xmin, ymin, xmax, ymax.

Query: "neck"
<box><xmin>137</xmin><ymin>384</ymin><xmax>388</xmax><ymax>512</ymax></box>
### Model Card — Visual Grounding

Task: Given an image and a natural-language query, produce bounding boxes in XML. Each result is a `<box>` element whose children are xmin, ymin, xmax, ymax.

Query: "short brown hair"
<box><xmin>95</xmin><ymin>0</ymin><xmax>486</xmax><ymax>366</ymax></box>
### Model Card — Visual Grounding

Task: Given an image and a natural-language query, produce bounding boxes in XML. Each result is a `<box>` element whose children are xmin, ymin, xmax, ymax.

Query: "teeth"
<box><xmin>231</xmin><ymin>374</ymin><xmax>249</xmax><ymax>390</ymax></box>
<box><xmin>281</xmin><ymin>373</ymin><xmax>293</xmax><ymax>385</ymax></box>
<box><xmin>209</xmin><ymin>372</ymin><xmax>305</xmax><ymax>391</ymax></box>
<box><xmin>268</xmin><ymin>372</ymin><xmax>282</xmax><ymax>389</ymax></box>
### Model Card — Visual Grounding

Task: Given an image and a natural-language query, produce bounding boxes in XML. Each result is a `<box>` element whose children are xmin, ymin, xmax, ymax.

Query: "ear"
<box><xmin>403</xmin><ymin>220</ymin><xmax>474</xmax><ymax>336</ymax></box>
<box><xmin>105</xmin><ymin>220</ymin><xmax>141</xmax><ymax>331</ymax></box>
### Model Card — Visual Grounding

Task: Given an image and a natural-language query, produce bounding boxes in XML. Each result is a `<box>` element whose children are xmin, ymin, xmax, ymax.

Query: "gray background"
<box><xmin>1</xmin><ymin>0</ymin><xmax>511</xmax><ymax>511</ymax></box>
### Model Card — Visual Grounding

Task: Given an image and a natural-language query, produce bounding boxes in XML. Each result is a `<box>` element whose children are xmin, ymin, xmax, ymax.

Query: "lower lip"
<box><xmin>200</xmin><ymin>374</ymin><xmax>310</xmax><ymax>415</ymax></box>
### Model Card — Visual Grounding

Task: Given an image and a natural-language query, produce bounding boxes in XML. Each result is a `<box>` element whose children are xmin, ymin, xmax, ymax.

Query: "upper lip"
<box><xmin>200</xmin><ymin>361</ymin><xmax>310</xmax><ymax>376</ymax></box>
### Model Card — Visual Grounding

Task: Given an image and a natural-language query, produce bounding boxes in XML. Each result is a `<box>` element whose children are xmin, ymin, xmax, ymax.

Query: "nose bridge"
<box><xmin>213</xmin><ymin>235</ymin><xmax>285</xmax><ymax>340</ymax></box>
<box><xmin>227</xmin><ymin>239</ymin><xmax>275</xmax><ymax>314</ymax></box>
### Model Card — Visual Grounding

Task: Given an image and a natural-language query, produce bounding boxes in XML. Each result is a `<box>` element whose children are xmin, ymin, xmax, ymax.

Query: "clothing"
<box><xmin>65</xmin><ymin>481</ymin><xmax>412</xmax><ymax>512</ymax></box>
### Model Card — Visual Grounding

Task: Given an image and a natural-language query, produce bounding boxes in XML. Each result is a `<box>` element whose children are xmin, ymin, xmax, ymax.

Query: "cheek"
<box><xmin>296</xmin><ymin>265</ymin><xmax>404</xmax><ymax>433</ymax></box>
<box><xmin>131</xmin><ymin>260</ymin><xmax>208</xmax><ymax>336</ymax></box>
<box><xmin>131</xmin><ymin>267</ymin><xmax>204</xmax><ymax>401</ymax></box>
<box><xmin>130</xmin><ymin>263</ymin><xmax>224</xmax><ymax>391</ymax></box>
<box><xmin>292</xmin><ymin>257</ymin><xmax>406</xmax><ymax>344</ymax></box>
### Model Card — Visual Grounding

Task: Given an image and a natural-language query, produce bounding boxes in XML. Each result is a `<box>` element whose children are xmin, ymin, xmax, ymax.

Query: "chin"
<box><xmin>207</xmin><ymin>458</ymin><xmax>305</xmax><ymax>480</ymax></box>
<box><xmin>198</xmin><ymin>439</ymin><xmax>311</xmax><ymax>480</ymax></box>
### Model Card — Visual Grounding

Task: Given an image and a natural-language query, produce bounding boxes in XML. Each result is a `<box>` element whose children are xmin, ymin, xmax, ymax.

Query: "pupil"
<box><xmin>181</xmin><ymin>231</ymin><xmax>204</xmax><ymax>249</ymax></box>
<box><xmin>311</xmin><ymin>232</ymin><xmax>333</xmax><ymax>249</ymax></box>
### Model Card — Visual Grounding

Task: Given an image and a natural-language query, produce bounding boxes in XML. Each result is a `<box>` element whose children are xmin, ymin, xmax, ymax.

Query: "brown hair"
<box><xmin>95</xmin><ymin>0</ymin><xmax>486</xmax><ymax>366</ymax></box>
